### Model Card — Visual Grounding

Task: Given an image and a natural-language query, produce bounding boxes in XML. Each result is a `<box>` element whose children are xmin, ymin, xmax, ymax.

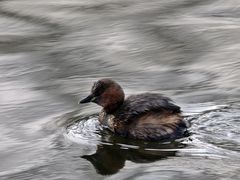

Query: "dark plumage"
<box><xmin>80</xmin><ymin>79</ymin><xmax>188</xmax><ymax>141</ymax></box>
<box><xmin>115</xmin><ymin>93</ymin><xmax>181</xmax><ymax>123</ymax></box>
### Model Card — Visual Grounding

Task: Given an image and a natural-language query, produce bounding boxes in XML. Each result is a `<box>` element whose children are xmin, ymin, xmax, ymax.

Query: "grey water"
<box><xmin>0</xmin><ymin>0</ymin><xmax>240</xmax><ymax>179</ymax></box>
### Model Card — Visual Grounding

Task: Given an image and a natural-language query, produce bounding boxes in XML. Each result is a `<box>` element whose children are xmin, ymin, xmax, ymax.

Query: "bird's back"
<box><xmin>100</xmin><ymin>93</ymin><xmax>188</xmax><ymax>141</ymax></box>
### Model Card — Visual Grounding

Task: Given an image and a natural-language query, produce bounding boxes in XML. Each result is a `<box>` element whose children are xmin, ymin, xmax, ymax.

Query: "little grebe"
<box><xmin>80</xmin><ymin>79</ymin><xmax>188</xmax><ymax>141</ymax></box>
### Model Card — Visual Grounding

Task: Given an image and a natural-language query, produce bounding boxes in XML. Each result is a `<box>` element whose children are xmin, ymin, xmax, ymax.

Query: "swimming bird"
<box><xmin>80</xmin><ymin>79</ymin><xmax>188</xmax><ymax>141</ymax></box>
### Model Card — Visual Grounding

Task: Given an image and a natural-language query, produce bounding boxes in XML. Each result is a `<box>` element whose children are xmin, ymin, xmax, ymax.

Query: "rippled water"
<box><xmin>0</xmin><ymin>0</ymin><xmax>240</xmax><ymax>179</ymax></box>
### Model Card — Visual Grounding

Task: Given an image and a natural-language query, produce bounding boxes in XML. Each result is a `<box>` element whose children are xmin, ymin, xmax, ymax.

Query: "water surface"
<box><xmin>0</xmin><ymin>0</ymin><xmax>240</xmax><ymax>179</ymax></box>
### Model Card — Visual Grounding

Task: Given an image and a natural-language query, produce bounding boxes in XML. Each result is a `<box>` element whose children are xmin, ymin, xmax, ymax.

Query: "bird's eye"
<box><xmin>92</xmin><ymin>82</ymin><xmax>103</xmax><ymax>96</ymax></box>
<box><xmin>92</xmin><ymin>82</ymin><xmax>98</xmax><ymax>91</ymax></box>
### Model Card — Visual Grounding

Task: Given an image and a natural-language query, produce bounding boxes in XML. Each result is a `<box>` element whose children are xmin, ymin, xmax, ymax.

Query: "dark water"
<box><xmin>0</xmin><ymin>0</ymin><xmax>240</xmax><ymax>179</ymax></box>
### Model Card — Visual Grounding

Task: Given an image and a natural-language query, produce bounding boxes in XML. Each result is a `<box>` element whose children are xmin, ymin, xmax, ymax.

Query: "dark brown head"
<box><xmin>79</xmin><ymin>79</ymin><xmax>125</xmax><ymax>113</ymax></box>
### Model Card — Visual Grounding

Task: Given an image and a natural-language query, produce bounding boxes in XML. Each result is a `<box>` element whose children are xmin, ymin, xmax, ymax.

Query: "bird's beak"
<box><xmin>79</xmin><ymin>94</ymin><xmax>95</xmax><ymax>104</ymax></box>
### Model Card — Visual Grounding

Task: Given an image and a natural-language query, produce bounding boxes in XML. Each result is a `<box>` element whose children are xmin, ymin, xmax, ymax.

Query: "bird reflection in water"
<box><xmin>82</xmin><ymin>137</ymin><xmax>187</xmax><ymax>175</ymax></box>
